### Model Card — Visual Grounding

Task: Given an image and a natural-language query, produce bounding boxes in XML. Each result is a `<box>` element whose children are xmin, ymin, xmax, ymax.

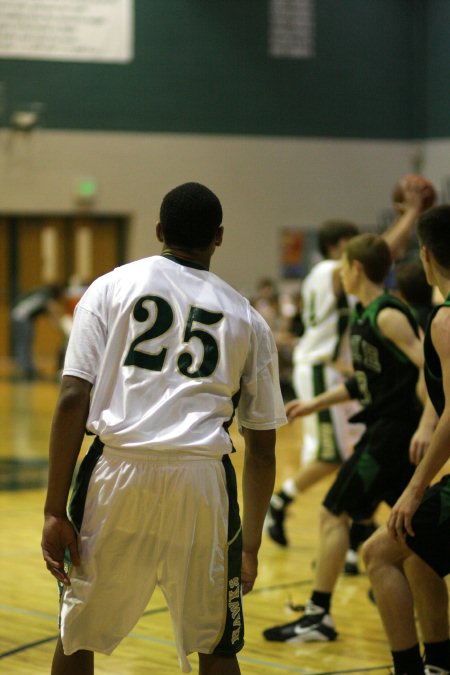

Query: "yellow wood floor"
<box><xmin>0</xmin><ymin>378</ymin><xmax>444</xmax><ymax>674</ymax></box>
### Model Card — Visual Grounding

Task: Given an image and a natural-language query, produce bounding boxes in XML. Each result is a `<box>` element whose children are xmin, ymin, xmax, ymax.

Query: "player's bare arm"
<box><xmin>377</xmin><ymin>307</ymin><xmax>433</xmax><ymax>464</ymax></box>
<box><xmin>388</xmin><ymin>309</ymin><xmax>450</xmax><ymax>540</ymax></box>
<box><xmin>42</xmin><ymin>375</ymin><xmax>92</xmax><ymax>585</ymax></box>
<box><xmin>409</xmin><ymin>396</ymin><xmax>439</xmax><ymax>466</ymax></box>
<box><xmin>285</xmin><ymin>383</ymin><xmax>351</xmax><ymax>422</ymax></box>
<box><xmin>241</xmin><ymin>427</ymin><xmax>276</xmax><ymax>594</ymax></box>
<box><xmin>382</xmin><ymin>178</ymin><xmax>433</xmax><ymax>260</ymax></box>
<box><xmin>378</xmin><ymin>304</ymin><xmax>428</xmax><ymax>401</ymax></box>
<box><xmin>376</xmin><ymin>307</ymin><xmax>424</xmax><ymax>369</ymax></box>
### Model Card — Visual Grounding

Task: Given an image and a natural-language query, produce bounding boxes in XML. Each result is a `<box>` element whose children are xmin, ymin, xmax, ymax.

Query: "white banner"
<box><xmin>0</xmin><ymin>0</ymin><xmax>134</xmax><ymax>63</ymax></box>
<box><xmin>269</xmin><ymin>0</ymin><xmax>315</xmax><ymax>59</ymax></box>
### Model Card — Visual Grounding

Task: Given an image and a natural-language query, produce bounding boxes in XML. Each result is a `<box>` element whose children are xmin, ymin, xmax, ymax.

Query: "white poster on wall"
<box><xmin>0</xmin><ymin>0</ymin><xmax>134</xmax><ymax>63</ymax></box>
<box><xmin>269</xmin><ymin>0</ymin><xmax>315</xmax><ymax>59</ymax></box>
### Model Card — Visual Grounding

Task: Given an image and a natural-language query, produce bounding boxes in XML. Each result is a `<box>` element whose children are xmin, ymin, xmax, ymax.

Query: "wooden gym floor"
<box><xmin>1</xmin><ymin>378</ymin><xmax>447</xmax><ymax>674</ymax></box>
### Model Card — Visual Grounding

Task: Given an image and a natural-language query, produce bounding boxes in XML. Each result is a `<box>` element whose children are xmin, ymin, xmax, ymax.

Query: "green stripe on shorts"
<box><xmin>68</xmin><ymin>436</ymin><xmax>104</xmax><ymax>532</ymax></box>
<box><xmin>212</xmin><ymin>455</ymin><xmax>244</xmax><ymax>656</ymax></box>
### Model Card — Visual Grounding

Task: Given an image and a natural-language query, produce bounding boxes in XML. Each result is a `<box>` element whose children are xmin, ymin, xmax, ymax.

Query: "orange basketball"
<box><xmin>391</xmin><ymin>174</ymin><xmax>437</xmax><ymax>211</ymax></box>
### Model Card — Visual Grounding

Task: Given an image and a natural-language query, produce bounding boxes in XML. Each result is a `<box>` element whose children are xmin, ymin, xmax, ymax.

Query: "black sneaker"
<box><xmin>263</xmin><ymin>601</ymin><xmax>338</xmax><ymax>643</ymax></box>
<box><xmin>264</xmin><ymin>496</ymin><xmax>288</xmax><ymax>547</ymax></box>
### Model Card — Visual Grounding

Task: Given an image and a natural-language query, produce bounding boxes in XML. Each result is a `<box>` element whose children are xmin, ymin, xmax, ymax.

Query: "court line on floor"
<box><xmin>0</xmin><ymin>636</ymin><xmax>58</xmax><ymax>660</ymax></box>
<box><xmin>237</xmin><ymin>658</ymin><xmax>390</xmax><ymax>674</ymax></box>
<box><xmin>252</xmin><ymin>579</ymin><xmax>313</xmax><ymax>594</ymax></box>
<box><xmin>0</xmin><ymin>580</ymin><xmax>316</xmax><ymax>660</ymax></box>
<box><xmin>0</xmin><ymin>578</ymin><xmax>314</xmax><ymax>624</ymax></box>
<box><xmin>0</xmin><ymin>605</ymin><xmax>170</xmax><ymax>660</ymax></box>
<box><xmin>1</xmin><ymin>579</ymin><xmax>382</xmax><ymax>674</ymax></box>
<box><xmin>0</xmin><ymin>603</ymin><xmax>56</xmax><ymax>621</ymax></box>
<box><xmin>0</xmin><ymin>628</ymin><xmax>390</xmax><ymax>675</ymax></box>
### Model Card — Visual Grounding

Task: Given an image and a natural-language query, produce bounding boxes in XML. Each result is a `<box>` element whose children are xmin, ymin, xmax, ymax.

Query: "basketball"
<box><xmin>391</xmin><ymin>174</ymin><xmax>437</xmax><ymax>211</ymax></box>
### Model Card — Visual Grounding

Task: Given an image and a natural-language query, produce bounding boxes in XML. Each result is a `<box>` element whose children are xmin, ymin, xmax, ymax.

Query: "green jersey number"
<box><xmin>124</xmin><ymin>295</ymin><xmax>224</xmax><ymax>378</ymax></box>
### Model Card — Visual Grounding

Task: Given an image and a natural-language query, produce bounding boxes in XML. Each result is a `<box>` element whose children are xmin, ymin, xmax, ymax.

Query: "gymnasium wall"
<box><xmin>0</xmin><ymin>130</ymin><xmax>421</xmax><ymax>293</ymax></box>
<box><xmin>0</xmin><ymin>0</ymin><xmax>449</xmax><ymax>295</ymax></box>
<box><xmin>425</xmin><ymin>0</ymin><xmax>450</xmax><ymax>139</ymax></box>
<box><xmin>0</xmin><ymin>0</ymin><xmax>430</xmax><ymax>139</ymax></box>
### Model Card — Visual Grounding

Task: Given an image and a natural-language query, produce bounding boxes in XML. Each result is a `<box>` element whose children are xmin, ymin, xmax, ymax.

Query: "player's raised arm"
<box><xmin>382</xmin><ymin>175</ymin><xmax>436</xmax><ymax>261</ymax></box>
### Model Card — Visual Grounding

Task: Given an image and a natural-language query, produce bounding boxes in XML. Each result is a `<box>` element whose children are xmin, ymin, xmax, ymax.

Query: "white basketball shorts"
<box><xmin>59</xmin><ymin>441</ymin><xmax>243</xmax><ymax>673</ymax></box>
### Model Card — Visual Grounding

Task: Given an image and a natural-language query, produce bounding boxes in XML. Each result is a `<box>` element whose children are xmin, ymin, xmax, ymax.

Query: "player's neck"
<box><xmin>432</xmin><ymin>262</ymin><xmax>450</xmax><ymax>300</ymax></box>
<box><xmin>356</xmin><ymin>282</ymin><xmax>384</xmax><ymax>307</ymax></box>
<box><xmin>161</xmin><ymin>246</ymin><xmax>212</xmax><ymax>270</ymax></box>
<box><xmin>437</xmin><ymin>279</ymin><xmax>450</xmax><ymax>301</ymax></box>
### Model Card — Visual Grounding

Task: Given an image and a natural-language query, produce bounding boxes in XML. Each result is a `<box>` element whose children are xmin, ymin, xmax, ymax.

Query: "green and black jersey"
<box><xmin>345</xmin><ymin>293</ymin><xmax>421</xmax><ymax>424</ymax></box>
<box><xmin>424</xmin><ymin>294</ymin><xmax>450</xmax><ymax>417</ymax></box>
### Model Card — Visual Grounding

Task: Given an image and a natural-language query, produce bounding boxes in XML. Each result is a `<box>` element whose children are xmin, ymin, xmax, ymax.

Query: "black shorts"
<box><xmin>323</xmin><ymin>416</ymin><xmax>417</xmax><ymax>520</ymax></box>
<box><xmin>406</xmin><ymin>474</ymin><xmax>450</xmax><ymax>578</ymax></box>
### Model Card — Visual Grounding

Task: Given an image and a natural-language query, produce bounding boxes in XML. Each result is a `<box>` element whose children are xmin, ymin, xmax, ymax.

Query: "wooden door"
<box><xmin>0</xmin><ymin>219</ymin><xmax>9</xmax><ymax>367</ymax></box>
<box><xmin>15</xmin><ymin>218</ymin><xmax>67</xmax><ymax>374</ymax></box>
<box><xmin>70</xmin><ymin>217</ymin><xmax>125</xmax><ymax>282</ymax></box>
<box><xmin>0</xmin><ymin>214</ymin><xmax>128</xmax><ymax>377</ymax></box>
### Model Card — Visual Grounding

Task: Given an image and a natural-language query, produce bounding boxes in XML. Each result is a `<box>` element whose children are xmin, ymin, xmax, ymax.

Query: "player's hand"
<box><xmin>401</xmin><ymin>178</ymin><xmax>430</xmax><ymax>214</ymax></box>
<box><xmin>241</xmin><ymin>551</ymin><xmax>258</xmax><ymax>595</ymax></box>
<box><xmin>285</xmin><ymin>398</ymin><xmax>316</xmax><ymax>421</ymax></box>
<box><xmin>409</xmin><ymin>424</ymin><xmax>433</xmax><ymax>465</ymax></box>
<box><xmin>387</xmin><ymin>485</ymin><xmax>424</xmax><ymax>541</ymax></box>
<box><xmin>41</xmin><ymin>514</ymin><xmax>80</xmax><ymax>586</ymax></box>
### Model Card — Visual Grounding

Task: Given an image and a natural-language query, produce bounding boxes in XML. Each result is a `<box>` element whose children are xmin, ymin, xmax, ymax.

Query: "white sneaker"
<box><xmin>425</xmin><ymin>667</ymin><xmax>450</xmax><ymax>675</ymax></box>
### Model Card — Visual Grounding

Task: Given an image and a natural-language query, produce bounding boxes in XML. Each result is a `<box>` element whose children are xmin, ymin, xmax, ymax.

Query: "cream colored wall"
<box><xmin>0</xmin><ymin>129</ymin><xmax>443</xmax><ymax>295</ymax></box>
<box><xmin>425</xmin><ymin>140</ymin><xmax>450</xmax><ymax>200</ymax></box>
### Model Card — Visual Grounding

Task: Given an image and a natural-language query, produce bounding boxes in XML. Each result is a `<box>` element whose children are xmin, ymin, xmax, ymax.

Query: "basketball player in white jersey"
<box><xmin>266</xmin><ymin>181</ymin><xmax>433</xmax><ymax>568</ymax></box>
<box><xmin>41</xmin><ymin>183</ymin><xmax>287</xmax><ymax>675</ymax></box>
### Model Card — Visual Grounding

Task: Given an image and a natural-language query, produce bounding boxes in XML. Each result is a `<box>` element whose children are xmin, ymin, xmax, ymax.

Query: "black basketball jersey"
<box><xmin>347</xmin><ymin>293</ymin><xmax>421</xmax><ymax>424</ymax></box>
<box><xmin>424</xmin><ymin>294</ymin><xmax>450</xmax><ymax>417</ymax></box>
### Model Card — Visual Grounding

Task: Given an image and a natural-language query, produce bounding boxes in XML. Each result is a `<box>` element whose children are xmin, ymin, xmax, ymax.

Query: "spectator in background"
<box><xmin>252</xmin><ymin>278</ymin><xmax>281</xmax><ymax>332</ymax></box>
<box><xmin>252</xmin><ymin>278</ymin><xmax>303</xmax><ymax>401</ymax></box>
<box><xmin>11</xmin><ymin>284</ymin><xmax>65</xmax><ymax>380</ymax></box>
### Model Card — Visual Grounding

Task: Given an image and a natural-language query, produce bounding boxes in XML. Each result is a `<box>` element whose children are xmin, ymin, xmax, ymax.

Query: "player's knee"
<box><xmin>361</xmin><ymin>536</ymin><xmax>375</xmax><ymax>569</ymax></box>
<box><xmin>361</xmin><ymin>531</ymin><xmax>386</xmax><ymax>576</ymax></box>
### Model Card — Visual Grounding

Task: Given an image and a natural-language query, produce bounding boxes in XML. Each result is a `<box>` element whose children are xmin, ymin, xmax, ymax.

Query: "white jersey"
<box><xmin>294</xmin><ymin>259</ymin><xmax>353</xmax><ymax>366</ymax></box>
<box><xmin>63</xmin><ymin>254</ymin><xmax>286</xmax><ymax>456</ymax></box>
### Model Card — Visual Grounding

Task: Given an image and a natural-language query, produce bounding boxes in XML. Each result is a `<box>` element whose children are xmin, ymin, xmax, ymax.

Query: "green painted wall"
<box><xmin>0</xmin><ymin>0</ymin><xmax>444</xmax><ymax>139</ymax></box>
<box><xmin>425</xmin><ymin>0</ymin><xmax>450</xmax><ymax>138</ymax></box>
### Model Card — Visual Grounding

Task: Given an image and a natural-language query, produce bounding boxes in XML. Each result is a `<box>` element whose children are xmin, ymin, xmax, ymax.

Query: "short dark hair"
<box><xmin>317</xmin><ymin>220</ymin><xmax>359</xmax><ymax>258</ymax></box>
<box><xmin>159</xmin><ymin>182</ymin><xmax>223</xmax><ymax>250</ymax></box>
<box><xmin>417</xmin><ymin>205</ymin><xmax>450</xmax><ymax>269</ymax></box>
<box><xmin>394</xmin><ymin>260</ymin><xmax>432</xmax><ymax>306</ymax></box>
<box><xmin>345</xmin><ymin>233</ymin><xmax>392</xmax><ymax>284</ymax></box>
